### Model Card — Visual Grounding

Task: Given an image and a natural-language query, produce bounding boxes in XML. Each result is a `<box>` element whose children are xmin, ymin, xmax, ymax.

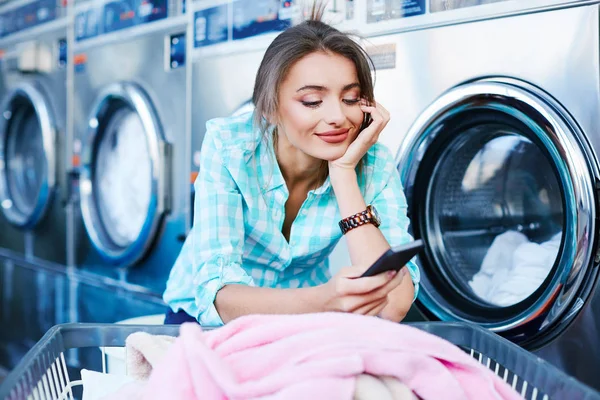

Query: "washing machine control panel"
<box><xmin>75</xmin><ymin>0</ymin><xmax>180</xmax><ymax>41</ymax></box>
<box><xmin>0</xmin><ymin>0</ymin><xmax>65</xmax><ymax>39</ymax></box>
<box><xmin>193</xmin><ymin>0</ymin><xmax>297</xmax><ymax>49</ymax></box>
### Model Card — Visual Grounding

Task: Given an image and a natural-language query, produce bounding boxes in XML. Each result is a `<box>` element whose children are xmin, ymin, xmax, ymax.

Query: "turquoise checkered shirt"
<box><xmin>163</xmin><ymin>111</ymin><xmax>420</xmax><ymax>327</ymax></box>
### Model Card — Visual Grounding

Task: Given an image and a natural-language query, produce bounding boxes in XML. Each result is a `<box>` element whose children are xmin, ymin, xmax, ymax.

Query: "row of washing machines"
<box><xmin>1</xmin><ymin>0</ymin><xmax>600</xmax><ymax>391</ymax></box>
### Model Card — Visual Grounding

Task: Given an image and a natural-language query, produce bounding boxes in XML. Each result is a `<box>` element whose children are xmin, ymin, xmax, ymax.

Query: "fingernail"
<box><xmin>387</xmin><ymin>270</ymin><xmax>397</xmax><ymax>279</ymax></box>
<box><xmin>399</xmin><ymin>268</ymin><xmax>407</xmax><ymax>277</ymax></box>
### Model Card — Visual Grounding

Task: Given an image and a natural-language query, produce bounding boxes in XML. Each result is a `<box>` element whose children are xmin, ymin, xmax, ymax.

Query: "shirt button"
<box><xmin>301</xmin><ymin>210</ymin><xmax>307</xmax><ymax>216</ymax></box>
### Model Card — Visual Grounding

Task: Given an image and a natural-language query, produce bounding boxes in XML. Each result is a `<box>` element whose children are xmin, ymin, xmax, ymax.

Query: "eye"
<box><xmin>343</xmin><ymin>99</ymin><xmax>360</xmax><ymax>105</ymax></box>
<box><xmin>301</xmin><ymin>101</ymin><xmax>322</xmax><ymax>108</ymax></box>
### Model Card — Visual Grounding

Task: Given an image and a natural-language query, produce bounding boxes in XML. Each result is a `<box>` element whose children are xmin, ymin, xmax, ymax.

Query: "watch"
<box><xmin>338</xmin><ymin>205</ymin><xmax>381</xmax><ymax>235</ymax></box>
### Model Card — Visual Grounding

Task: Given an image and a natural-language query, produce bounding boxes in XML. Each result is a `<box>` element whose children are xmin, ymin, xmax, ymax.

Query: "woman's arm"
<box><xmin>329</xmin><ymin>164</ymin><xmax>416</xmax><ymax>322</ymax></box>
<box><xmin>215</xmin><ymin>285</ymin><xmax>322</xmax><ymax>323</ymax></box>
<box><xmin>329</xmin><ymin>167</ymin><xmax>391</xmax><ymax>267</ymax></box>
<box><xmin>330</xmin><ymin>143</ymin><xmax>420</xmax><ymax>322</ymax></box>
<box><xmin>328</xmin><ymin>102</ymin><xmax>419</xmax><ymax>322</ymax></box>
<box><xmin>215</xmin><ymin>265</ymin><xmax>405</xmax><ymax>323</ymax></box>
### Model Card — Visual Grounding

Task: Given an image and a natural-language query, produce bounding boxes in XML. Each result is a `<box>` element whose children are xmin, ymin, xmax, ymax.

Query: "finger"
<box><xmin>379</xmin><ymin>267</ymin><xmax>408</xmax><ymax>294</ymax></box>
<box><xmin>338</xmin><ymin>265</ymin><xmax>369</xmax><ymax>278</ymax></box>
<box><xmin>342</xmin><ymin>270</ymin><xmax>407</xmax><ymax>313</ymax></box>
<box><xmin>359</xmin><ymin>297</ymin><xmax>389</xmax><ymax>316</ymax></box>
<box><xmin>376</xmin><ymin>103</ymin><xmax>390</xmax><ymax>122</ymax></box>
<box><xmin>368</xmin><ymin>299</ymin><xmax>389</xmax><ymax>316</ymax></box>
<box><xmin>347</xmin><ymin>286</ymin><xmax>389</xmax><ymax>313</ymax></box>
<box><xmin>370</xmin><ymin>102</ymin><xmax>390</xmax><ymax>127</ymax></box>
<box><xmin>359</xmin><ymin>105</ymin><xmax>380</xmax><ymax>117</ymax></box>
<box><xmin>345</xmin><ymin>272</ymin><xmax>403</xmax><ymax>310</ymax></box>
<box><xmin>360</xmin><ymin>105</ymin><xmax>384</xmax><ymax>128</ymax></box>
<box><xmin>336</xmin><ymin>293</ymin><xmax>383</xmax><ymax>313</ymax></box>
<box><xmin>373</xmin><ymin>101</ymin><xmax>388</xmax><ymax>114</ymax></box>
<box><xmin>360</xmin><ymin>267</ymin><xmax>407</xmax><ymax>303</ymax></box>
<box><xmin>338</xmin><ymin>270</ymin><xmax>397</xmax><ymax>295</ymax></box>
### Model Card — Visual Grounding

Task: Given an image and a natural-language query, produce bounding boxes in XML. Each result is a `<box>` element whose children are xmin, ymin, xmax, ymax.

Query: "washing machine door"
<box><xmin>79</xmin><ymin>82</ymin><xmax>171</xmax><ymax>266</ymax></box>
<box><xmin>397</xmin><ymin>78</ymin><xmax>600</xmax><ymax>350</ymax></box>
<box><xmin>0</xmin><ymin>82</ymin><xmax>56</xmax><ymax>229</ymax></box>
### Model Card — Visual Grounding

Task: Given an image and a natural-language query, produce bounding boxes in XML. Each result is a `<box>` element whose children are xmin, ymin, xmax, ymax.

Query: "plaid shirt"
<box><xmin>163</xmin><ymin>112</ymin><xmax>420</xmax><ymax>327</ymax></box>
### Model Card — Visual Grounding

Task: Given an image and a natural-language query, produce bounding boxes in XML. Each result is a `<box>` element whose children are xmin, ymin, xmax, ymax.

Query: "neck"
<box><xmin>274</xmin><ymin>131</ymin><xmax>325</xmax><ymax>190</ymax></box>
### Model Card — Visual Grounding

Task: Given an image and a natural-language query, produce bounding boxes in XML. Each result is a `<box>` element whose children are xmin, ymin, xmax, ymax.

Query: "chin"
<box><xmin>312</xmin><ymin>145</ymin><xmax>348</xmax><ymax>162</ymax></box>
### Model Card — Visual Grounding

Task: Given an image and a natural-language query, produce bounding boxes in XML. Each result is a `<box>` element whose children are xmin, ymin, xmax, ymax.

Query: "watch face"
<box><xmin>369</xmin><ymin>205</ymin><xmax>381</xmax><ymax>226</ymax></box>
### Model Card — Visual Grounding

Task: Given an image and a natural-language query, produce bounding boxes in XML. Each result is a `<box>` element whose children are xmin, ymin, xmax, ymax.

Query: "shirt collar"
<box><xmin>257</xmin><ymin>129</ymin><xmax>286</xmax><ymax>193</ymax></box>
<box><xmin>257</xmin><ymin>126</ymin><xmax>332</xmax><ymax>196</ymax></box>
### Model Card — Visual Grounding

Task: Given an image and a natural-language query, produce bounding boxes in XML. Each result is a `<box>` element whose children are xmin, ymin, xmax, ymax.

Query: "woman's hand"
<box><xmin>378</xmin><ymin>267</ymin><xmax>415</xmax><ymax>323</ymax></box>
<box><xmin>329</xmin><ymin>100</ymin><xmax>390</xmax><ymax>171</ymax></box>
<box><xmin>317</xmin><ymin>265</ymin><xmax>408</xmax><ymax>316</ymax></box>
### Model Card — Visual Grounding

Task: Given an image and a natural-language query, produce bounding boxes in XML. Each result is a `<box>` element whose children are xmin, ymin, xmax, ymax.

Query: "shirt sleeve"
<box><xmin>190</xmin><ymin>129</ymin><xmax>255</xmax><ymax>327</ymax></box>
<box><xmin>368</xmin><ymin>144</ymin><xmax>421</xmax><ymax>301</ymax></box>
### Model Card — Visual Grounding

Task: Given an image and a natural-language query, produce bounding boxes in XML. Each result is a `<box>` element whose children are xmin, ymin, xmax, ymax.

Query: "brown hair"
<box><xmin>252</xmin><ymin>2</ymin><xmax>375</xmax><ymax>189</ymax></box>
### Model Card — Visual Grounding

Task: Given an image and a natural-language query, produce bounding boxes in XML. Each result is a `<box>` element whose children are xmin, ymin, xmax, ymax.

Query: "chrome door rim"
<box><xmin>0</xmin><ymin>81</ymin><xmax>56</xmax><ymax>228</ymax></box>
<box><xmin>79</xmin><ymin>82</ymin><xmax>169</xmax><ymax>266</ymax></box>
<box><xmin>396</xmin><ymin>77</ymin><xmax>599</xmax><ymax>342</ymax></box>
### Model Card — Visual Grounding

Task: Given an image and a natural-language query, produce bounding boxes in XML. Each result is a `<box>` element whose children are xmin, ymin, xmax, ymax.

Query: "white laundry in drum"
<box><xmin>469</xmin><ymin>231</ymin><xmax>562</xmax><ymax>306</ymax></box>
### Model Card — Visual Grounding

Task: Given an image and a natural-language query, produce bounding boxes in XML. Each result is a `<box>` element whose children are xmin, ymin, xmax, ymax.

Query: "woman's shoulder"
<box><xmin>204</xmin><ymin>111</ymin><xmax>262</xmax><ymax>155</ymax></box>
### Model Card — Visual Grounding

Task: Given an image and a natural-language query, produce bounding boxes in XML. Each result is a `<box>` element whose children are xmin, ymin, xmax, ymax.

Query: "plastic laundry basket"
<box><xmin>0</xmin><ymin>321</ymin><xmax>599</xmax><ymax>400</ymax></box>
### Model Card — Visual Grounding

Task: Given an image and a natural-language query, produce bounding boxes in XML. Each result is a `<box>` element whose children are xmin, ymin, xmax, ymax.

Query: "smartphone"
<box><xmin>360</xmin><ymin>239</ymin><xmax>424</xmax><ymax>278</ymax></box>
<box><xmin>360</xmin><ymin>111</ymin><xmax>372</xmax><ymax>132</ymax></box>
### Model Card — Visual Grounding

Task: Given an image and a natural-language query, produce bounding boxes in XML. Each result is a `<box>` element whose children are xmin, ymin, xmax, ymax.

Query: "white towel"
<box><xmin>125</xmin><ymin>332</ymin><xmax>176</xmax><ymax>380</ymax></box>
<box><xmin>469</xmin><ymin>231</ymin><xmax>528</xmax><ymax>300</ymax></box>
<box><xmin>470</xmin><ymin>231</ymin><xmax>561</xmax><ymax>306</ymax></box>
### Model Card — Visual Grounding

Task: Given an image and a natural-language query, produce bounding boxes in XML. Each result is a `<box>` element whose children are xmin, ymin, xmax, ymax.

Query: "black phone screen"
<box><xmin>360</xmin><ymin>240</ymin><xmax>424</xmax><ymax>278</ymax></box>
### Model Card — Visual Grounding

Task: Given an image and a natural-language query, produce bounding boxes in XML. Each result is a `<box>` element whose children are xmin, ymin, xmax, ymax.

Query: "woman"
<box><xmin>163</xmin><ymin>5</ymin><xmax>420</xmax><ymax>327</ymax></box>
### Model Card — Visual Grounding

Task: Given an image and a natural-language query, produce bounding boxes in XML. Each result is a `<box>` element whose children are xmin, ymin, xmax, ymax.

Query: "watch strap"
<box><xmin>339</xmin><ymin>207</ymin><xmax>377</xmax><ymax>235</ymax></box>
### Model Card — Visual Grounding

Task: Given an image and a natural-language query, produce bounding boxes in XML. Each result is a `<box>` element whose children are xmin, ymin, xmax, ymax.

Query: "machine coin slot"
<box><xmin>58</xmin><ymin>38</ymin><xmax>67</xmax><ymax>68</ymax></box>
<box><xmin>168</xmin><ymin>32</ymin><xmax>185</xmax><ymax>70</ymax></box>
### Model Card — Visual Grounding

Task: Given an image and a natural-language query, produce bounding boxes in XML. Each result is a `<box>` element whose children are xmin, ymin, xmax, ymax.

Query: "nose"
<box><xmin>323</xmin><ymin>99</ymin><xmax>346</xmax><ymax>127</ymax></box>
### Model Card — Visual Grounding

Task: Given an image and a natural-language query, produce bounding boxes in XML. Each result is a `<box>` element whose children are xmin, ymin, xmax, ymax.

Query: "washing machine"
<box><xmin>0</xmin><ymin>0</ymin><xmax>69</xmax><ymax>265</ymax></box>
<box><xmin>70</xmin><ymin>0</ymin><xmax>188</xmax><ymax>293</ymax></box>
<box><xmin>188</xmin><ymin>0</ymin><xmax>293</xmax><ymax>229</ymax></box>
<box><xmin>338</xmin><ymin>0</ymin><xmax>600</xmax><ymax>392</ymax></box>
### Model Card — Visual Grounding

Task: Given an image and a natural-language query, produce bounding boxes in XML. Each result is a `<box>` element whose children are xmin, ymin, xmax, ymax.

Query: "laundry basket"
<box><xmin>0</xmin><ymin>321</ymin><xmax>598</xmax><ymax>400</ymax></box>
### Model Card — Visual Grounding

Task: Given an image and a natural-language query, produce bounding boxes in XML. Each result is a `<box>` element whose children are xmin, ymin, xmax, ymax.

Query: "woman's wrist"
<box><xmin>302</xmin><ymin>284</ymin><xmax>329</xmax><ymax>313</ymax></box>
<box><xmin>329</xmin><ymin>166</ymin><xmax>367</xmax><ymax>219</ymax></box>
<box><xmin>328</xmin><ymin>165</ymin><xmax>357</xmax><ymax>187</ymax></box>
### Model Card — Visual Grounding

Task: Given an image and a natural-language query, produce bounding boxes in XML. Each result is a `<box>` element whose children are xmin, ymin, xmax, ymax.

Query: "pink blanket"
<box><xmin>112</xmin><ymin>313</ymin><xmax>523</xmax><ymax>400</ymax></box>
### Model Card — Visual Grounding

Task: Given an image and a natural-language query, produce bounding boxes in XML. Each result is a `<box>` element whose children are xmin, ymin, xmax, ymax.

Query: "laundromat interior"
<box><xmin>1</xmin><ymin>0</ymin><xmax>600</xmax><ymax>398</ymax></box>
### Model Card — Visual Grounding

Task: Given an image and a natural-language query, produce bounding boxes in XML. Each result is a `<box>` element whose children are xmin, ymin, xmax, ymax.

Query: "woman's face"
<box><xmin>276</xmin><ymin>51</ymin><xmax>365</xmax><ymax>162</ymax></box>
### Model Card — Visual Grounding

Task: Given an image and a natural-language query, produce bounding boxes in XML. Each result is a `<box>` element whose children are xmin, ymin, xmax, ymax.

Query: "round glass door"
<box><xmin>94</xmin><ymin>108</ymin><xmax>152</xmax><ymax>248</ymax></box>
<box><xmin>426</xmin><ymin>124</ymin><xmax>563</xmax><ymax>308</ymax></box>
<box><xmin>0</xmin><ymin>83</ymin><xmax>55</xmax><ymax>228</ymax></box>
<box><xmin>398</xmin><ymin>78</ymin><xmax>599</xmax><ymax>349</ymax></box>
<box><xmin>80</xmin><ymin>82</ymin><xmax>170</xmax><ymax>266</ymax></box>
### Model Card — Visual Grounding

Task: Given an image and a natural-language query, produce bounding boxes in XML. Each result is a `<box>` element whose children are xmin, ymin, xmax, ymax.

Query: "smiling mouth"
<box><xmin>315</xmin><ymin>128</ymin><xmax>350</xmax><ymax>144</ymax></box>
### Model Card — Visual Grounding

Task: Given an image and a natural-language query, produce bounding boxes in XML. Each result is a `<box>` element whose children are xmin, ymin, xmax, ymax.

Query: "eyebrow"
<box><xmin>296</xmin><ymin>83</ymin><xmax>360</xmax><ymax>92</ymax></box>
